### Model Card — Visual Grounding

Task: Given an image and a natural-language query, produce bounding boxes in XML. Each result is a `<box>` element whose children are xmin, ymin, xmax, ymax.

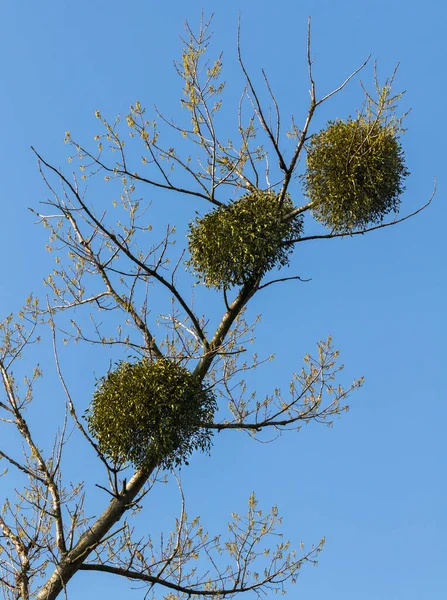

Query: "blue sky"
<box><xmin>0</xmin><ymin>1</ymin><xmax>445</xmax><ymax>599</ymax></box>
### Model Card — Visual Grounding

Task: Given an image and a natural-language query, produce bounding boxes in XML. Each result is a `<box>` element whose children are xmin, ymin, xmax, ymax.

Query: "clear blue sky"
<box><xmin>0</xmin><ymin>1</ymin><xmax>445</xmax><ymax>598</ymax></box>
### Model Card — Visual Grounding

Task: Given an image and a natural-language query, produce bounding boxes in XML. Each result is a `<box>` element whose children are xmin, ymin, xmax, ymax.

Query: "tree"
<box><xmin>0</xmin><ymin>16</ymin><xmax>433</xmax><ymax>600</ymax></box>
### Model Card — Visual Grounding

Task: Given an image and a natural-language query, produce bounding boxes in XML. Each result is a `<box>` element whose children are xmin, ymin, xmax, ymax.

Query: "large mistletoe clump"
<box><xmin>187</xmin><ymin>190</ymin><xmax>303</xmax><ymax>289</ymax></box>
<box><xmin>303</xmin><ymin>116</ymin><xmax>409</xmax><ymax>232</ymax></box>
<box><xmin>87</xmin><ymin>359</ymin><xmax>216</xmax><ymax>469</ymax></box>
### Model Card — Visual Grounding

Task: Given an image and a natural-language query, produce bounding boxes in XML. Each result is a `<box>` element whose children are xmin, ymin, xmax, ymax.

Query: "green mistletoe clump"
<box><xmin>86</xmin><ymin>359</ymin><xmax>216</xmax><ymax>469</ymax></box>
<box><xmin>187</xmin><ymin>190</ymin><xmax>303</xmax><ymax>289</ymax></box>
<box><xmin>303</xmin><ymin>117</ymin><xmax>409</xmax><ymax>232</ymax></box>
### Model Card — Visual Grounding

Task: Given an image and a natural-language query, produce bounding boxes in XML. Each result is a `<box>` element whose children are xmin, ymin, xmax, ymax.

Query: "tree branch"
<box><xmin>289</xmin><ymin>185</ymin><xmax>436</xmax><ymax>244</ymax></box>
<box><xmin>257</xmin><ymin>275</ymin><xmax>311</xmax><ymax>290</ymax></box>
<box><xmin>32</xmin><ymin>147</ymin><xmax>210</xmax><ymax>352</ymax></box>
<box><xmin>35</xmin><ymin>459</ymin><xmax>158</xmax><ymax>600</ymax></box>
<box><xmin>237</xmin><ymin>17</ymin><xmax>288</xmax><ymax>175</ymax></box>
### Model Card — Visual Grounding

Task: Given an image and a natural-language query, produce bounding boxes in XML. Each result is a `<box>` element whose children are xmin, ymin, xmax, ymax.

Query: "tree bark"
<box><xmin>36</xmin><ymin>460</ymin><xmax>157</xmax><ymax>600</ymax></box>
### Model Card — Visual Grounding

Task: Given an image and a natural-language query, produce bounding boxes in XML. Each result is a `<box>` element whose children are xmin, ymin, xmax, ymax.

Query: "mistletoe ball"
<box><xmin>86</xmin><ymin>359</ymin><xmax>216</xmax><ymax>469</ymax></box>
<box><xmin>187</xmin><ymin>190</ymin><xmax>303</xmax><ymax>289</ymax></box>
<box><xmin>303</xmin><ymin>118</ymin><xmax>409</xmax><ymax>232</ymax></box>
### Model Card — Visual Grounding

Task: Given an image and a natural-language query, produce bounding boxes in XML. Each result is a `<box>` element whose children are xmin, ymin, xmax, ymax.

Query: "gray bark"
<box><xmin>36</xmin><ymin>460</ymin><xmax>156</xmax><ymax>600</ymax></box>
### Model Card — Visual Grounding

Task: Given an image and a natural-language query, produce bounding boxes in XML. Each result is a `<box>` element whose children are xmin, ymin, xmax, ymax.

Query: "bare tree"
<box><xmin>0</xmin><ymin>16</ymin><xmax>433</xmax><ymax>600</ymax></box>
